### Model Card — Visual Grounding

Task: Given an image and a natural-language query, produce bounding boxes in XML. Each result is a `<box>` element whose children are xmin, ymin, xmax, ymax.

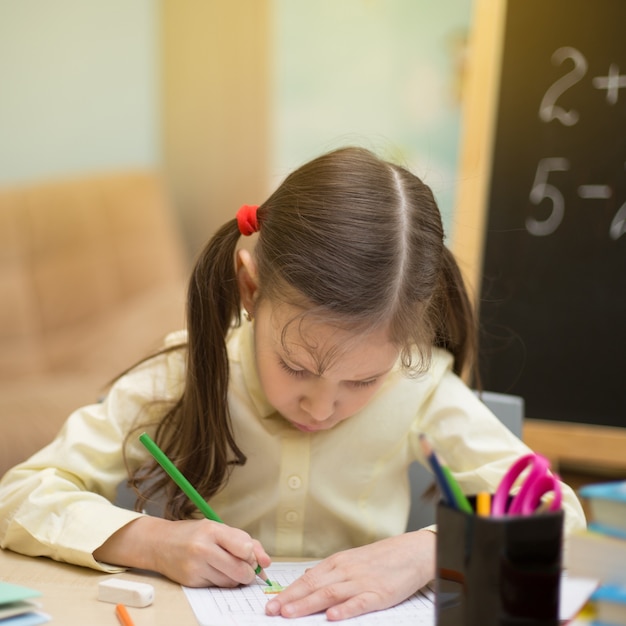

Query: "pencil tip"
<box><xmin>418</xmin><ymin>433</ymin><xmax>432</xmax><ymax>457</ymax></box>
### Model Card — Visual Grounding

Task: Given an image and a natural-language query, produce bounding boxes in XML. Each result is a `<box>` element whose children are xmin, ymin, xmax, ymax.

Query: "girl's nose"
<box><xmin>300</xmin><ymin>386</ymin><xmax>337</xmax><ymax>422</ymax></box>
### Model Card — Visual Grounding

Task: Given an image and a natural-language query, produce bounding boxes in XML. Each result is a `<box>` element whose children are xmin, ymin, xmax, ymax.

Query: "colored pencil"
<box><xmin>418</xmin><ymin>433</ymin><xmax>455</xmax><ymax>507</ymax></box>
<box><xmin>139</xmin><ymin>432</ymin><xmax>270</xmax><ymax>585</ymax></box>
<box><xmin>440</xmin><ymin>465</ymin><xmax>474</xmax><ymax>514</ymax></box>
<box><xmin>115</xmin><ymin>604</ymin><xmax>135</xmax><ymax>626</ymax></box>
<box><xmin>476</xmin><ymin>491</ymin><xmax>492</xmax><ymax>516</ymax></box>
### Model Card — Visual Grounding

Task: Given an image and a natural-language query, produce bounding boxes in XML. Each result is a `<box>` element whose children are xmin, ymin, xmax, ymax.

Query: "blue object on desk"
<box><xmin>591</xmin><ymin>583</ymin><xmax>626</xmax><ymax>604</ymax></box>
<box><xmin>1</xmin><ymin>614</ymin><xmax>50</xmax><ymax>626</ymax></box>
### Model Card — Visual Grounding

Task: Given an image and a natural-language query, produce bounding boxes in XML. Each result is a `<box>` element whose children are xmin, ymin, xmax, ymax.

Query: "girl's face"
<box><xmin>253</xmin><ymin>300</ymin><xmax>399</xmax><ymax>432</ymax></box>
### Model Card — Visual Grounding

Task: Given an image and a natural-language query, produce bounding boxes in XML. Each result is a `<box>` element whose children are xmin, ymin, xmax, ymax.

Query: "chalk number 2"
<box><xmin>528</xmin><ymin>47</ymin><xmax>625</xmax><ymax>240</ymax></box>
<box><xmin>539</xmin><ymin>47</ymin><xmax>587</xmax><ymax>126</ymax></box>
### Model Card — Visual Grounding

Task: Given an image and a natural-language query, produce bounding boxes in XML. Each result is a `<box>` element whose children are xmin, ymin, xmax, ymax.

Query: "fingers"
<box><xmin>265</xmin><ymin>563</ymin><xmax>345</xmax><ymax>618</ymax></box>
<box><xmin>159</xmin><ymin>520</ymin><xmax>270</xmax><ymax>588</ymax></box>
<box><xmin>266</xmin><ymin>579</ymin><xmax>385</xmax><ymax>621</ymax></box>
<box><xmin>326</xmin><ymin>592</ymin><xmax>379</xmax><ymax>622</ymax></box>
<box><xmin>218</xmin><ymin>532</ymin><xmax>272</xmax><ymax>584</ymax></box>
<box><xmin>251</xmin><ymin>538</ymin><xmax>272</xmax><ymax>582</ymax></box>
<box><xmin>265</xmin><ymin>533</ymin><xmax>434</xmax><ymax>620</ymax></box>
<box><xmin>253</xmin><ymin>539</ymin><xmax>272</xmax><ymax>570</ymax></box>
<box><xmin>205</xmin><ymin>525</ymin><xmax>266</xmax><ymax>586</ymax></box>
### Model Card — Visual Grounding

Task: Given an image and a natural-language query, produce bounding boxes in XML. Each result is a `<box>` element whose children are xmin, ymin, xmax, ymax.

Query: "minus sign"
<box><xmin>577</xmin><ymin>185</ymin><xmax>612</xmax><ymax>199</ymax></box>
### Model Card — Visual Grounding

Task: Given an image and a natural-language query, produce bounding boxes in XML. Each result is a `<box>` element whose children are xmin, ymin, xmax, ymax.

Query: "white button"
<box><xmin>287</xmin><ymin>475</ymin><xmax>302</xmax><ymax>489</ymax></box>
<box><xmin>285</xmin><ymin>510</ymin><xmax>299</xmax><ymax>523</ymax></box>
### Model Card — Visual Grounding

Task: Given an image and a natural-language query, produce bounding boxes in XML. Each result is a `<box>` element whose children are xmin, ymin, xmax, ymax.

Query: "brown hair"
<box><xmin>127</xmin><ymin>146</ymin><xmax>477</xmax><ymax>518</ymax></box>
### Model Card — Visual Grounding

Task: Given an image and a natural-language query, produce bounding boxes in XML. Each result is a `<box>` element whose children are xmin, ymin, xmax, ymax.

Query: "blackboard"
<box><xmin>474</xmin><ymin>0</ymin><xmax>626</xmax><ymax>428</ymax></box>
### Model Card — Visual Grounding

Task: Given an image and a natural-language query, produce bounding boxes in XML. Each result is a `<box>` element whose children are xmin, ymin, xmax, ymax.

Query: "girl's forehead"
<box><xmin>261</xmin><ymin>300</ymin><xmax>398</xmax><ymax>377</ymax></box>
<box><xmin>265</xmin><ymin>299</ymin><xmax>377</xmax><ymax>345</ymax></box>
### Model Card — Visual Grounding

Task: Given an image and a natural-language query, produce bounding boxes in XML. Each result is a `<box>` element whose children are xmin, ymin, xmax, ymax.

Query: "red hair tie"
<box><xmin>237</xmin><ymin>204</ymin><xmax>259</xmax><ymax>236</ymax></box>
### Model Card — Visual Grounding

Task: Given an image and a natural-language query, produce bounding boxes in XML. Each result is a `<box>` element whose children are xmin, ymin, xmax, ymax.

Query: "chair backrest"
<box><xmin>405</xmin><ymin>390</ymin><xmax>524</xmax><ymax>531</ymax></box>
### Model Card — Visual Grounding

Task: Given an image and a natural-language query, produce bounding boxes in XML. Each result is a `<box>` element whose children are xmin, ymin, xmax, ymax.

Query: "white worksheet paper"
<box><xmin>183</xmin><ymin>562</ymin><xmax>598</xmax><ymax>625</ymax></box>
<box><xmin>183</xmin><ymin>561</ymin><xmax>435</xmax><ymax>625</ymax></box>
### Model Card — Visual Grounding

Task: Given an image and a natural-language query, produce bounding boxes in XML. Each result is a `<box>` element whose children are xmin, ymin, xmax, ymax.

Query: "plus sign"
<box><xmin>592</xmin><ymin>64</ymin><xmax>626</xmax><ymax>105</ymax></box>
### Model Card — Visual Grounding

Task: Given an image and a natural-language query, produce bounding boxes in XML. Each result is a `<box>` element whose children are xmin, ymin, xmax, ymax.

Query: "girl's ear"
<box><xmin>236</xmin><ymin>249</ymin><xmax>259</xmax><ymax>317</ymax></box>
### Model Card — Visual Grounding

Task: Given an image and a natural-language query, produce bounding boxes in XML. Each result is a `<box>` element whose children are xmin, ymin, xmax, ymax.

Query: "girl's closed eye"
<box><xmin>348</xmin><ymin>378</ymin><xmax>377</xmax><ymax>389</ymax></box>
<box><xmin>278</xmin><ymin>358</ymin><xmax>307</xmax><ymax>378</ymax></box>
<box><xmin>279</xmin><ymin>357</ymin><xmax>377</xmax><ymax>389</ymax></box>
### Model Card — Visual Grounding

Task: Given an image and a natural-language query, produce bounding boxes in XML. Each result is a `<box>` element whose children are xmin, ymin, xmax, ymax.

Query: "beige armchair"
<box><xmin>0</xmin><ymin>170</ymin><xmax>189</xmax><ymax>476</ymax></box>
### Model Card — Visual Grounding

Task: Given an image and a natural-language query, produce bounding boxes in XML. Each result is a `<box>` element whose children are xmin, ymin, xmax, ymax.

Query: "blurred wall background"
<box><xmin>0</xmin><ymin>0</ymin><xmax>159</xmax><ymax>184</ymax></box>
<box><xmin>272</xmin><ymin>0</ymin><xmax>472</xmax><ymax>234</ymax></box>
<box><xmin>0</xmin><ymin>0</ymin><xmax>472</xmax><ymax>259</ymax></box>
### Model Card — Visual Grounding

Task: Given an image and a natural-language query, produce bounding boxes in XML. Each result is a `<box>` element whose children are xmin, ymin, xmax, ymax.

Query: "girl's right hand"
<box><xmin>93</xmin><ymin>516</ymin><xmax>271</xmax><ymax>588</ymax></box>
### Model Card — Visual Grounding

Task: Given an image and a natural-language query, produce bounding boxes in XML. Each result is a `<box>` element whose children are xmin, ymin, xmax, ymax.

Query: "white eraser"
<box><xmin>97</xmin><ymin>578</ymin><xmax>154</xmax><ymax>608</ymax></box>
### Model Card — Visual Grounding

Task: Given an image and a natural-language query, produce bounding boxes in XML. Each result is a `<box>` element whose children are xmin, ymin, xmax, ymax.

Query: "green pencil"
<box><xmin>139</xmin><ymin>432</ymin><xmax>270</xmax><ymax>585</ymax></box>
<box><xmin>441</xmin><ymin>465</ymin><xmax>473</xmax><ymax>514</ymax></box>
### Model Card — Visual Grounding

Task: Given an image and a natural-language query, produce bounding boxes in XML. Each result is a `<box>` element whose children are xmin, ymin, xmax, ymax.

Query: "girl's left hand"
<box><xmin>264</xmin><ymin>529</ymin><xmax>436</xmax><ymax>621</ymax></box>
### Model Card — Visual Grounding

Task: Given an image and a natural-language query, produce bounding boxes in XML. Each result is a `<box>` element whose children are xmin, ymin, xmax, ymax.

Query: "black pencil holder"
<box><xmin>435</xmin><ymin>497</ymin><xmax>564</xmax><ymax>626</ymax></box>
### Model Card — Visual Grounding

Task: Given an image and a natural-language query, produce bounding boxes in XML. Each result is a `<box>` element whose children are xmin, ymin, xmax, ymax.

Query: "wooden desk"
<box><xmin>524</xmin><ymin>419</ymin><xmax>626</xmax><ymax>476</ymax></box>
<box><xmin>0</xmin><ymin>548</ymin><xmax>197</xmax><ymax>625</ymax></box>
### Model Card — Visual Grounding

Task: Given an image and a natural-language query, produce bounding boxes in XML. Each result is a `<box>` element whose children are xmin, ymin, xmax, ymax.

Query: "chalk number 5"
<box><xmin>527</xmin><ymin>158</ymin><xmax>570</xmax><ymax>236</ymax></box>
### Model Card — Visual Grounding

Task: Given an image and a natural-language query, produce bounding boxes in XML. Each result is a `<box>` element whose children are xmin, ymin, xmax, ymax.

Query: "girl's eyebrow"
<box><xmin>280</xmin><ymin>354</ymin><xmax>320</xmax><ymax>375</ymax></box>
<box><xmin>349</xmin><ymin>366</ymin><xmax>395</xmax><ymax>382</ymax></box>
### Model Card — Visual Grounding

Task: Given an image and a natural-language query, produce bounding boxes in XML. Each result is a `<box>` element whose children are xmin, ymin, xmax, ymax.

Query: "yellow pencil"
<box><xmin>534</xmin><ymin>495</ymin><xmax>554</xmax><ymax>514</ymax></box>
<box><xmin>476</xmin><ymin>491</ymin><xmax>491</xmax><ymax>516</ymax></box>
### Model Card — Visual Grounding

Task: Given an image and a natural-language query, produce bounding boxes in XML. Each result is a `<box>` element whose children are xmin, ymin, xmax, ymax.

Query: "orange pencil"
<box><xmin>115</xmin><ymin>603</ymin><xmax>135</xmax><ymax>626</ymax></box>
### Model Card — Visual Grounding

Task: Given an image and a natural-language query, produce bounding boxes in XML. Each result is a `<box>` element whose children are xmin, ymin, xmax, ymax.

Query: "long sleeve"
<box><xmin>0</xmin><ymin>322</ymin><xmax>586</xmax><ymax>569</ymax></box>
<box><xmin>0</xmin><ymin>341</ymin><xmax>185</xmax><ymax>571</ymax></box>
<box><xmin>410</xmin><ymin>366</ymin><xmax>587</xmax><ymax>536</ymax></box>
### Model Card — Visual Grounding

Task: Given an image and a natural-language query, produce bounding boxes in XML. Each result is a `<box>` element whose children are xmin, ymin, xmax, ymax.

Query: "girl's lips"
<box><xmin>291</xmin><ymin>422</ymin><xmax>319</xmax><ymax>433</ymax></box>
<box><xmin>288</xmin><ymin>419</ymin><xmax>327</xmax><ymax>433</ymax></box>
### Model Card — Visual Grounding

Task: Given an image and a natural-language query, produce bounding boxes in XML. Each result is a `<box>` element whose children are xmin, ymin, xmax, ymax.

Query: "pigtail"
<box><xmin>130</xmin><ymin>219</ymin><xmax>247</xmax><ymax>520</ymax></box>
<box><xmin>186</xmin><ymin>220</ymin><xmax>247</xmax><ymax>448</ymax></box>
<box><xmin>431</xmin><ymin>246</ymin><xmax>479</xmax><ymax>382</ymax></box>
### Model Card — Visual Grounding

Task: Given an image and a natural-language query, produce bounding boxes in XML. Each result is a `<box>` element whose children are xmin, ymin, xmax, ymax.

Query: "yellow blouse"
<box><xmin>0</xmin><ymin>322</ymin><xmax>586</xmax><ymax>572</ymax></box>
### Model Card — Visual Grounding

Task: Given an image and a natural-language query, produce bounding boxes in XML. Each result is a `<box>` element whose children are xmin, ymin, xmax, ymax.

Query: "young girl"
<box><xmin>0</xmin><ymin>147</ymin><xmax>585</xmax><ymax>621</ymax></box>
